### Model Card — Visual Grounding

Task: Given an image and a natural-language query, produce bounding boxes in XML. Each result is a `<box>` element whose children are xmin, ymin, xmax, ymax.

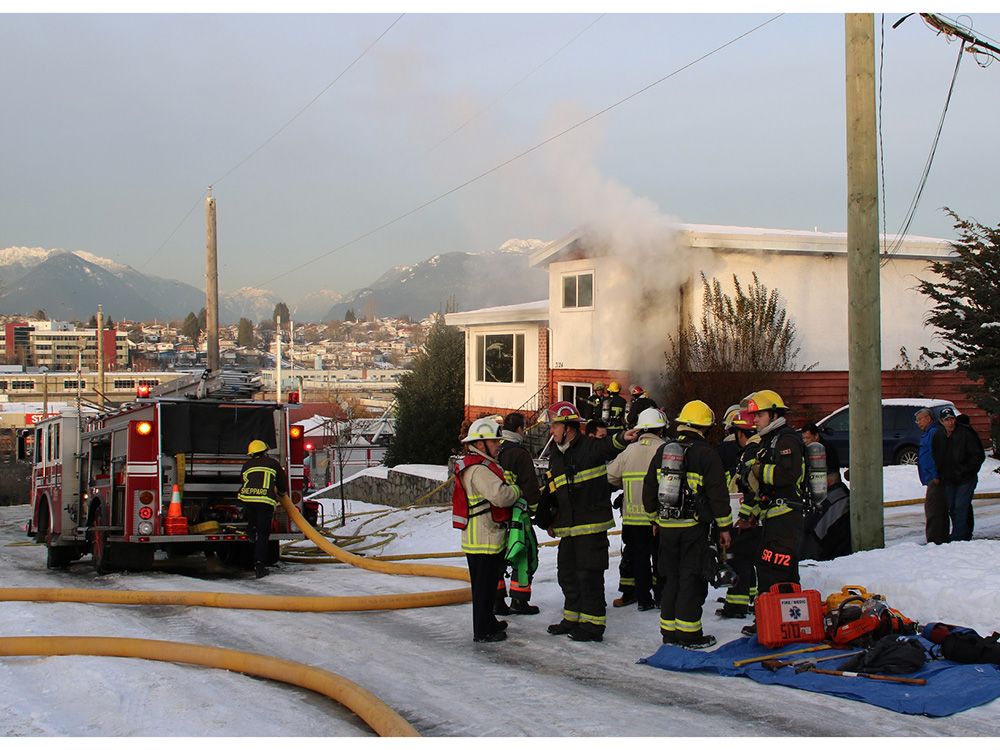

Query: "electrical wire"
<box><xmin>254</xmin><ymin>13</ymin><xmax>785</xmax><ymax>288</ymax></box>
<box><xmin>138</xmin><ymin>14</ymin><xmax>404</xmax><ymax>270</ymax></box>
<box><xmin>425</xmin><ymin>13</ymin><xmax>605</xmax><ymax>154</ymax></box>
<box><xmin>883</xmin><ymin>40</ymin><xmax>964</xmax><ymax>259</ymax></box>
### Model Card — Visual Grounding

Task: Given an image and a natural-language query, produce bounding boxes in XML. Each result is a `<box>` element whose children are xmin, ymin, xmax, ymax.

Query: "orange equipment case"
<box><xmin>754</xmin><ymin>582</ymin><xmax>825</xmax><ymax>649</ymax></box>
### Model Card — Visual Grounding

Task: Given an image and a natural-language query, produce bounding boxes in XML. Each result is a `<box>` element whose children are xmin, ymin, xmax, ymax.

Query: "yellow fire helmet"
<box><xmin>676</xmin><ymin>400</ymin><xmax>715</xmax><ymax>427</ymax></box>
<box><xmin>608</xmin><ymin>381</ymin><xmax>621</xmax><ymax>393</ymax></box>
<box><xmin>745</xmin><ymin>389</ymin><xmax>788</xmax><ymax>413</ymax></box>
<box><xmin>247</xmin><ymin>439</ymin><xmax>269</xmax><ymax>455</ymax></box>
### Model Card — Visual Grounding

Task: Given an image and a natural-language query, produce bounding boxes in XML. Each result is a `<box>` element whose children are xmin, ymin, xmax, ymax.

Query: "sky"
<box><xmin>2</xmin><ymin>5</ymin><xmax>999</xmax><ymax>304</ymax></box>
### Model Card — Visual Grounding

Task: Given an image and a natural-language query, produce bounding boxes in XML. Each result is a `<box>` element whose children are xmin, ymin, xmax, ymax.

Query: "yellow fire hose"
<box><xmin>0</xmin><ymin>636</ymin><xmax>418</xmax><ymax>737</ymax></box>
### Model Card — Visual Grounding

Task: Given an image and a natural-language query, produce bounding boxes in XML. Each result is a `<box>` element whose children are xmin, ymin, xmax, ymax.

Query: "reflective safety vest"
<box><xmin>452</xmin><ymin>454</ymin><xmax>513</xmax><ymax>529</ymax></box>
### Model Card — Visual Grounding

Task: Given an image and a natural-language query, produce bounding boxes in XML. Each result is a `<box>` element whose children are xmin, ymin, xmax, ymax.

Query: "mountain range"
<box><xmin>0</xmin><ymin>239</ymin><xmax>549</xmax><ymax>323</ymax></box>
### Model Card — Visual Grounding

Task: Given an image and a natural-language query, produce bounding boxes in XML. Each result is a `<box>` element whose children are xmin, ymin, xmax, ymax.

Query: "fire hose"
<box><xmin>0</xmin><ymin>636</ymin><xmax>418</xmax><ymax>737</ymax></box>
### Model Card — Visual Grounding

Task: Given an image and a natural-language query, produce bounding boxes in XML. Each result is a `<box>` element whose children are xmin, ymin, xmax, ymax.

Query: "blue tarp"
<box><xmin>639</xmin><ymin>637</ymin><xmax>1000</xmax><ymax>717</ymax></box>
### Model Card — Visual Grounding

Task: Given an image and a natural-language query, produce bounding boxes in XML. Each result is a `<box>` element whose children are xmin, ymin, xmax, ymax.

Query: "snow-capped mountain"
<box><xmin>325</xmin><ymin>239</ymin><xmax>548</xmax><ymax>320</ymax></box>
<box><xmin>220</xmin><ymin>287</ymin><xmax>283</xmax><ymax>324</ymax></box>
<box><xmin>293</xmin><ymin>289</ymin><xmax>343</xmax><ymax>322</ymax></box>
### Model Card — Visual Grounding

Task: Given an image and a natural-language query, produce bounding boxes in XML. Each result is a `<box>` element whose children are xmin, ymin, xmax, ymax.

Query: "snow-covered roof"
<box><xmin>530</xmin><ymin>224</ymin><xmax>954</xmax><ymax>267</ymax></box>
<box><xmin>444</xmin><ymin>299</ymin><xmax>548</xmax><ymax>327</ymax></box>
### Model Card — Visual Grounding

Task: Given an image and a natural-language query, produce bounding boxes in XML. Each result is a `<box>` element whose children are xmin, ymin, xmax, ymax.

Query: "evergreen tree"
<box><xmin>237</xmin><ymin>317</ymin><xmax>254</xmax><ymax>347</ymax></box>
<box><xmin>88</xmin><ymin>315</ymin><xmax>98</xmax><ymax>328</ymax></box>
<box><xmin>197</xmin><ymin>307</ymin><xmax>207</xmax><ymax>330</ymax></box>
<box><xmin>273</xmin><ymin>302</ymin><xmax>290</xmax><ymax>328</ymax></box>
<box><xmin>919</xmin><ymin>210</ymin><xmax>1000</xmax><ymax>423</ymax></box>
<box><xmin>385</xmin><ymin>315</ymin><xmax>465</xmax><ymax>466</ymax></box>
<box><xmin>181</xmin><ymin>311</ymin><xmax>202</xmax><ymax>341</ymax></box>
<box><xmin>344</xmin><ymin>308</ymin><xmax>357</xmax><ymax>323</ymax></box>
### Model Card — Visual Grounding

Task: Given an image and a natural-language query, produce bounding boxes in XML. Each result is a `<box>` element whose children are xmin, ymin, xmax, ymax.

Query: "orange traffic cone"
<box><xmin>168</xmin><ymin>484</ymin><xmax>183</xmax><ymax>517</ymax></box>
<box><xmin>165</xmin><ymin>484</ymin><xmax>188</xmax><ymax>535</ymax></box>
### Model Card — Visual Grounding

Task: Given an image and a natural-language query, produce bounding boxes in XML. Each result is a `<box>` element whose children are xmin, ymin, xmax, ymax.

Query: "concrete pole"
<box><xmin>96</xmin><ymin>305</ymin><xmax>106</xmax><ymax>408</ymax></box>
<box><xmin>205</xmin><ymin>188</ymin><xmax>220</xmax><ymax>373</ymax></box>
<box><xmin>845</xmin><ymin>13</ymin><xmax>884</xmax><ymax>551</ymax></box>
<box><xmin>276</xmin><ymin>314</ymin><xmax>282</xmax><ymax>403</ymax></box>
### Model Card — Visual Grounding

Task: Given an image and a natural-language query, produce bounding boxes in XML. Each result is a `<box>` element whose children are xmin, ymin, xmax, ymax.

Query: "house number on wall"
<box><xmin>553</xmin><ymin>362</ymin><xmax>563</xmax><ymax>368</ymax></box>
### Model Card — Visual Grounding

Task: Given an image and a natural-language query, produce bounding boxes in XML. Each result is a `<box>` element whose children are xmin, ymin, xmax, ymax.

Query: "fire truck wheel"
<box><xmin>92</xmin><ymin>530</ymin><xmax>113</xmax><ymax>574</ymax></box>
<box><xmin>34</xmin><ymin>502</ymin><xmax>50</xmax><ymax>545</ymax></box>
<box><xmin>45</xmin><ymin>545</ymin><xmax>75</xmax><ymax>569</ymax></box>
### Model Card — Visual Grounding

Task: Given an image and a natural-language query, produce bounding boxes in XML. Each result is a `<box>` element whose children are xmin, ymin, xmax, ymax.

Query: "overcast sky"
<box><xmin>1</xmin><ymin>9</ymin><xmax>998</xmax><ymax>303</ymax></box>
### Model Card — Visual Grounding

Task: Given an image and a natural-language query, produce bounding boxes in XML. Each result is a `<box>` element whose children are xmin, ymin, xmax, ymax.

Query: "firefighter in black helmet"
<box><xmin>238</xmin><ymin>439</ymin><xmax>289</xmax><ymax>578</ymax></box>
<box><xmin>740</xmin><ymin>389</ymin><xmax>806</xmax><ymax>637</ymax></box>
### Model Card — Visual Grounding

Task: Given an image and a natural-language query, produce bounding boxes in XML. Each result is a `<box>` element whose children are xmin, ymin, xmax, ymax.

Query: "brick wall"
<box><xmin>538</xmin><ymin>327</ymin><xmax>549</xmax><ymax>401</ymax></box>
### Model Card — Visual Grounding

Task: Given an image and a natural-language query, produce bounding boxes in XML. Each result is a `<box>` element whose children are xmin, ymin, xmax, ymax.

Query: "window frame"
<box><xmin>561</xmin><ymin>271</ymin><xmax>594</xmax><ymax>310</ymax></box>
<box><xmin>474</xmin><ymin>332</ymin><xmax>526</xmax><ymax>384</ymax></box>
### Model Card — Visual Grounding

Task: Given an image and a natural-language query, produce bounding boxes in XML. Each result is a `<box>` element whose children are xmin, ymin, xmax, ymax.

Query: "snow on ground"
<box><xmin>2</xmin><ymin>459</ymin><xmax>1000</xmax><ymax>736</ymax></box>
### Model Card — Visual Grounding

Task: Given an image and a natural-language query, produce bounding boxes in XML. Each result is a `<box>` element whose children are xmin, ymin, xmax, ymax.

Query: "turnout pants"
<box><xmin>557</xmin><ymin>532</ymin><xmax>610</xmax><ymax>636</ymax></box>
<box><xmin>755</xmin><ymin>509</ymin><xmax>803</xmax><ymax>597</ymax></box>
<box><xmin>619</xmin><ymin>524</ymin><xmax>657</xmax><ymax>605</ymax></box>
<box><xmin>657</xmin><ymin>524</ymin><xmax>710</xmax><ymax>644</ymax></box>
<box><xmin>241</xmin><ymin>501</ymin><xmax>275</xmax><ymax>568</ymax></box>
<box><xmin>924</xmin><ymin>481</ymin><xmax>950</xmax><ymax>545</ymax></box>
<box><xmin>723</xmin><ymin>525</ymin><xmax>761</xmax><ymax>614</ymax></box>
<box><xmin>467</xmin><ymin>553</ymin><xmax>506</xmax><ymax>640</ymax></box>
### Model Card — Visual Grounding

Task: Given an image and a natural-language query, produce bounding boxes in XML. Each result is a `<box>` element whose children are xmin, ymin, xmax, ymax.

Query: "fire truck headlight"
<box><xmin>137</xmin><ymin>521</ymin><xmax>153</xmax><ymax>535</ymax></box>
<box><xmin>136</xmin><ymin>421</ymin><xmax>153</xmax><ymax>436</ymax></box>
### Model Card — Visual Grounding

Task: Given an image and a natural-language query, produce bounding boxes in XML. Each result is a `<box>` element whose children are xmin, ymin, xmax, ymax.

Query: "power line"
<box><xmin>255</xmin><ymin>14</ymin><xmax>784</xmax><ymax>288</ymax></box>
<box><xmin>425</xmin><ymin>14</ymin><xmax>605</xmax><ymax>154</ymax></box>
<box><xmin>884</xmin><ymin>40</ymin><xmax>963</xmax><ymax>258</ymax></box>
<box><xmin>139</xmin><ymin>14</ymin><xmax>404</xmax><ymax>270</ymax></box>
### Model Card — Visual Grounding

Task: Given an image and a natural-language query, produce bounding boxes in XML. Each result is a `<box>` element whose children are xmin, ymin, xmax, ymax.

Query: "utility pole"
<box><xmin>845</xmin><ymin>13</ymin><xmax>884</xmax><ymax>551</ymax></box>
<box><xmin>96</xmin><ymin>304</ymin><xmax>106</xmax><ymax>408</ymax></box>
<box><xmin>205</xmin><ymin>187</ymin><xmax>220</xmax><ymax>373</ymax></box>
<box><xmin>276</xmin><ymin>314</ymin><xmax>282</xmax><ymax>403</ymax></box>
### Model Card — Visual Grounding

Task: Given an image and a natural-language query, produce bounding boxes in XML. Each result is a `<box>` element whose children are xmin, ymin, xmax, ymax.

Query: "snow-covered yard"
<box><xmin>1</xmin><ymin>460</ymin><xmax>999</xmax><ymax>736</ymax></box>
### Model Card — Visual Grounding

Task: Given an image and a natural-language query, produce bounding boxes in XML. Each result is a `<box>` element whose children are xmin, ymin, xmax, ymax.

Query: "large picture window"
<box><xmin>475</xmin><ymin>333</ymin><xmax>525</xmax><ymax>383</ymax></box>
<box><xmin>562</xmin><ymin>272</ymin><xmax>594</xmax><ymax>309</ymax></box>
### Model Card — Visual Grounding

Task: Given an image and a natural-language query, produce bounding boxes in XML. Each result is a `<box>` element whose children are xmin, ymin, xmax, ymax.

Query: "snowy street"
<box><xmin>1</xmin><ymin>460</ymin><xmax>1000</xmax><ymax>736</ymax></box>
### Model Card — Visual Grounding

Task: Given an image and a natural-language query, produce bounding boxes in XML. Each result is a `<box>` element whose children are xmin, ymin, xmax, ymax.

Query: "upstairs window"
<box><xmin>475</xmin><ymin>333</ymin><xmax>525</xmax><ymax>383</ymax></box>
<box><xmin>562</xmin><ymin>272</ymin><xmax>594</xmax><ymax>309</ymax></box>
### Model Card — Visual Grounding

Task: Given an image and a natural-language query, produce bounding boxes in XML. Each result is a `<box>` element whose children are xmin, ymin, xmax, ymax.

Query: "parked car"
<box><xmin>816</xmin><ymin>398</ymin><xmax>958</xmax><ymax>466</ymax></box>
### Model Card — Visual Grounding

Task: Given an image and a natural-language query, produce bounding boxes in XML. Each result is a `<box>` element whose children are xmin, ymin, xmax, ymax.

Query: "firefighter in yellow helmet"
<box><xmin>605</xmin><ymin>381</ymin><xmax>627</xmax><ymax>432</ymax></box>
<box><xmin>238</xmin><ymin>439</ymin><xmax>289</xmax><ymax>578</ymax></box>
<box><xmin>643</xmin><ymin>400</ymin><xmax>732</xmax><ymax>648</ymax></box>
<box><xmin>740</xmin><ymin>389</ymin><xmax>807</xmax><ymax>638</ymax></box>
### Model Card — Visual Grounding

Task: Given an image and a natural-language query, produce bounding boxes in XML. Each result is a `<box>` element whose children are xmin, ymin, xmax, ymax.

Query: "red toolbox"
<box><xmin>754</xmin><ymin>582</ymin><xmax>825</xmax><ymax>648</ymax></box>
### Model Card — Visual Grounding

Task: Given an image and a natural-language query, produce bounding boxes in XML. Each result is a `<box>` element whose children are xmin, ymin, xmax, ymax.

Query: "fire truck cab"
<box><xmin>28</xmin><ymin>376</ymin><xmax>306</xmax><ymax>573</ymax></box>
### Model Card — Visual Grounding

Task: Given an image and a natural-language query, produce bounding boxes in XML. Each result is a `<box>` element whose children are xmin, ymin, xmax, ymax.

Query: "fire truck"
<box><xmin>27</xmin><ymin>371</ymin><xmax>307</xmax><ymax>573</ymax></box>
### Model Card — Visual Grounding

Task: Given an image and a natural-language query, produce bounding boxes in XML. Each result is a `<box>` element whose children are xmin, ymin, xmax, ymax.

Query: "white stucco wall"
<box><xmin>461</xmin><ymin>322</ymin><xmax>542</xmax><ymax>411</ymax></box>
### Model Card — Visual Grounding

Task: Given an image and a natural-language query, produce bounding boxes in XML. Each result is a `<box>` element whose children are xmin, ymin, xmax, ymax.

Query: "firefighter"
<box><xmin>455</xmin><ymin>416</ymin><xmax>521</xmax><ymax>643</ymax></box>
<box><xmin>607</xmin><ymin>407</ymin><xmax>668</xmax><ymax>611</ymax></box>
<box><xmin>741</xmin><ymin>389</ymin><xmax>806</xmax><ymax>637</ymax></box>
<box><xmin>717</xmin><ymin>404</ymin><xmax>743</xmax><ymax>487</ymax></box>
<box><xmin>495</xmin><ymin>411</ymin><xmax>542</xmax><ymax>616</ymax></box>
<box><xmin>717</xmin><ymin>409</ymin><xmax>761</xmax><ymax>619</ymax></box>
<box><xmin>605</xmin><ymin>381</ymin><xmax>627</xmax><ymax>432</ymax></box>
<box><xmin>583</xmin><ymin>382</ymin><xmax>607</xmax><ymax>421</ymax></box>
<box><xmin>238</xmin><ymin>439</ymin><xmax>290</xmax><ymax>579</ymax></box>
<box><xmin>544</xmin><ymin>401</ymin><xmax>638</xmax><ymax>642</ymax></box>
<box><xmin>585</xmin><ymin>419</ymin><xmax>609</xmax><ymax>439</ymax></box>
<box><xmin>625</xmin><ymin>385</ymin><xmax>658</xmax><ymax>429</ymax></box>
<box><xmin>643</xmin><ymin>400</ymin><xmax>732</xmax><ymax>649</ymax></box>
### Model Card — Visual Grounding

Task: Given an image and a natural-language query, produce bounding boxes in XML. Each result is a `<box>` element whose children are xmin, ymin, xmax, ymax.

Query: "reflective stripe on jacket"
<box><xmin>548</xmin><ymin>430</ymin><xmax>627</xmax><ymax>538</ymax></box>
<box><xmin>607</xmin><ymin>433</ymin><xmax>664</xmax><ymax>525</ymax></box>
<box><xmin>459</xmin><ymin>452</ymin><xmax>520</xmax><ymax>554</ymax></box>
<box><xmin>643</xmin><ymin>430</ymin><xmax>733</xmax><ymax>530</ymax></box>
<box><xmin>238</xmin><ymin>455</ymin><xmax>288</xmax><ymax>507</ymax></box>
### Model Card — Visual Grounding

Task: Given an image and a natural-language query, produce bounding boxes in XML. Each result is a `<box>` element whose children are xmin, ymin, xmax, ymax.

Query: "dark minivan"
<box><xmin>816</xmin><ymin>398</ymin><xmax>957</xmax><ymax>466</ymax></box>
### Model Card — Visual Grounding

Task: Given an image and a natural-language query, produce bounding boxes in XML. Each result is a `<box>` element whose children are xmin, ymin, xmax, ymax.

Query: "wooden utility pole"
<box><xmin>845</xmin><ymin>13</ymin><xmax>884</xmax><ymax>551</ymax></box>
<box><xmin>205</xmin><ymin>188</ymin><xmax>220</xmax><ymax>373</ymax></box>
<box><xmin>276</xmin><ymin>314</ymin><xmax>283</xmax><ymax>403</ymax></box>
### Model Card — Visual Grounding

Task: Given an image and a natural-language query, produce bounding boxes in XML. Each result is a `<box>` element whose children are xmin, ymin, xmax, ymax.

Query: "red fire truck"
<box><xmin>27</xmin><ymin>374</ymin><xmax>307</xmax><ymax>572</ymax></box>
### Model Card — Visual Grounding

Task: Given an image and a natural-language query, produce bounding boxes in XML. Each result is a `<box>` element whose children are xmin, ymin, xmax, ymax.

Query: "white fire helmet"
<box><xmin>462</xmin><ymin>416</ymin><xmax>503</xmax><ymax>443</ymax></box>
<box><xmin>635</xmin><ymin>408</ymin><xmax>668</xmax><ymax>430</ymax></box>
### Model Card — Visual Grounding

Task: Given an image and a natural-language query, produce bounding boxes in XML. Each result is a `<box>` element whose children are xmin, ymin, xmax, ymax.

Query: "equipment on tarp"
<box><xmin>732</xmin><ymin>643</ymin><xmax>831</xmax><ymax>667</ymax></box>
<box><xmin>796</xmin><ymin>663</ymin><xmax>926</xmax><ymax>686</ymax></box>
<box><xmin>754</xmin><ymin>582</ymin><xmax>825</xmax><ymax>648</ymax></box>
<box><xmin>761</xmin><ymin>649</ymin><xmax>864</xmax><ymax>672</ymax></box>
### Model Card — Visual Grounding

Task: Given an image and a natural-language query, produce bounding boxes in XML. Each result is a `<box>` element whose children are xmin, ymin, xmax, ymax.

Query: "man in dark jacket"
<box><xmin>932</xmin><ymin>407</ymin><xmax>986</xmax><ymax>542</ymax></box>
<box><xmin>643</xmin><ymin>400</ymin><xmax>732</xmax><ymax>649</ymax></box>
<box><xmin>238</xmin><ymin>439</ymin><xmax>289</xmax><ymax>578</ymax></box>
<box><xmin>544</xmin><ymin>401</ymin><xmax>637</xmax><ymax>642</ymax></box>
<box><xmin>626</xmin><ymin>385</ymin><xmax>658</xmax><ymax>429</ymax></box>
<box><xmin>605</xmin><ymin>382</ymin><xmax>628</xmax><ymax>432</ymax></box>
<box><xmin>495</xmin><ymin>411</ymin><xmax>543</xmax><ymax>615</ymax></box>
<box><xmin>916</xmin><ymin>408</ymin><xmax>947</xmax><ymax>544</ymax></box>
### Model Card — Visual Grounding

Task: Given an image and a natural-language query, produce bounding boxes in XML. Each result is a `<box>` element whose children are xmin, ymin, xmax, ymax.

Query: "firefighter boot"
<box><xmin>255</xmin><ymin>564</ymin><xmax>269</xmax><ymax>579</ymax></box>
<box><xmin>679</xmin><ymin>633</ymin><xmax>717</xmax><ymax>650</ymax></box>
<box><xmin>510</xmin><ymin>599</ymin><xmax>540</xmax><ymax>615</ymax></box>
<box><xmin>567</xmin><ymin>626</ymin><xmax>604</xmax><ymax>643</ymax></box>
<box><xmin>612</xmin><ymin>594</ymin><xmax>637</xmax><ymax>608</ymax></box>
<box><xmin>547</xmin><ymin>620</ymin><xmax>575</xmax><ymax>635</ymax></box>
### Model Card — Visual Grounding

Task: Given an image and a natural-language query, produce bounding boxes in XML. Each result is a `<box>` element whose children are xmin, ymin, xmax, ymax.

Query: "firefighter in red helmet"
<box><xmin>544</xmin><ymin>401</ymin><xmax>638</xmax><ymax>642</ymax></box>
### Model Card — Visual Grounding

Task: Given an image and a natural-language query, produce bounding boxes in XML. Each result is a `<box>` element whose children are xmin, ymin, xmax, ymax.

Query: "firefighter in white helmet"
<box><xmin>607</xmin><ymin>407</ymin><xmax>668</xmax><ymax>610</ymax></box>
<box><xmin>453</xmin><ymin>416</ymin><xmax>521</xmax><ymax>643</ymax></box>
<box><xmin>643</xmin><ymin>400</ymin><xmax>732</xmax><ymax>649</ymax></box>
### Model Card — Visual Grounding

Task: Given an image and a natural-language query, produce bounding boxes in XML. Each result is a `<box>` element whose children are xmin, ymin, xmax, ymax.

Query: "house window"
<box><xmin>11</xmin><ymin>380</ymin><xmax>35</xmax><ymax>390</ymax></box>
<box><xmin>113</xmin><ymin>379</ymin><xmax>136</xmax><ymax>389</ymax></box>
<box><xmin>475</xmin><ymin>333</ymin><xmax>525</xmax><ymax>383</ymax></box>
<box><xmin>560</xmin><ymin>383</ymin><xmax>592</xmax><ymax>409</ymax></box>
<box><xmin>562</xmin><ymin>272</ymin><xmax>594</xmax><ymax>309</ymax></box>
<box><xmin>63</xmin><ymin>380</ymin><xmax>86</xmax><ymax>389</ymax></box>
